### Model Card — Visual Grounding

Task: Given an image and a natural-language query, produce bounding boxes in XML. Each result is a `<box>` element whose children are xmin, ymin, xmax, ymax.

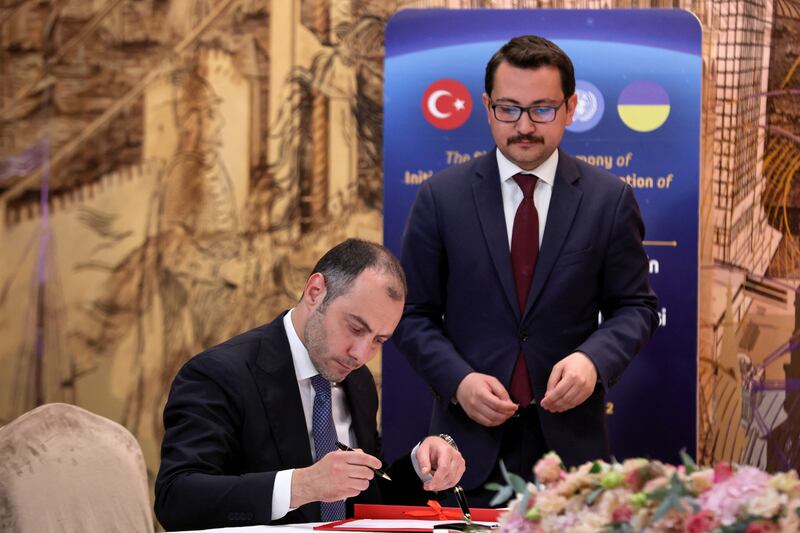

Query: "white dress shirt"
<box><xmin>496</xmin><ymin>147</ymin><xmax>559</xmax><ymax>248</ymax></box>
<box><xmin>271</xmin><ymin>309</ymin><xmax>357</xmax><ymax>520</ymax></box>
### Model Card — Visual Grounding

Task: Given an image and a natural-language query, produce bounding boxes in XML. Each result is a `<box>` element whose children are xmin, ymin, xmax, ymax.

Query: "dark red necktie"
<box><xmin>509</xmin><ymin>173</ymin><xmax>539</xmax><ymax>407</ymax></box>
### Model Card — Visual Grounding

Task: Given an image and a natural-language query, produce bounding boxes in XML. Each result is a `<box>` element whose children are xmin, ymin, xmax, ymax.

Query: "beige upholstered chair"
<box><xmin>0</xmin><ymin>403</ymin><xmax>154</xmax><ymax>533</ymax></box>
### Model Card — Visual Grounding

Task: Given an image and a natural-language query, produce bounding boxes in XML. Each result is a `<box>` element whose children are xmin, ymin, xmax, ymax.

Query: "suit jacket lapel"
<box><xmin>342</xmin><ymin>368</ymin><xmax>377</xmax><ymax>455</ymax></box>
<box><xmin>523</xmin><ymin>150</ymin><xmax>583</xmax><ymax>319</ymax></box>
<box><xmin>250</xmin><ymin>313</ymin><xmax>317</xmax><ymax>520</ymax></box>
<box><xmin>473</xmin><ymin>150</ymin><xmax>520</xmax><ymax>320</ymax></box>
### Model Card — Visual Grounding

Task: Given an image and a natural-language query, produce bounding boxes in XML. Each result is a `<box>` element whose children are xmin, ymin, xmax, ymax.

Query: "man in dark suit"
<box><xmin>393</xmin><ymin>35</ymin><xmax>659</xmax><ymax>504</ymax></box>
<box><xmin>155</xmin><ymin>239</ymin><xmax>465</xmax><ymax>531</ymax></box>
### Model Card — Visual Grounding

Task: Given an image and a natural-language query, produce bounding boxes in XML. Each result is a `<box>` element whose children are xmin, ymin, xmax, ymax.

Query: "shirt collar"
<box><xmin>496</xmin><ymin>147</ymin><xmax>558</xmax><ymax>187</ymax></box>
<box><xmin>283</xmin><ymin>308</ymin><xmax>319</xmax><ymax>381</ymax></box>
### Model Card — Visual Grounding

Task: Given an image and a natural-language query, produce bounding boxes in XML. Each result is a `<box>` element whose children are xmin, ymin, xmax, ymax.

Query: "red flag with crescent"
<box><xmin>421</xmin><ymin>79</ymin><xmax>473</xmax><ymax>130</ymax></box>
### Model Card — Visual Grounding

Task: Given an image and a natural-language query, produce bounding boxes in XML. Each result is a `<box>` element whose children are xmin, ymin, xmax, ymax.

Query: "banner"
<box><xmin>382</xmin><ymin>9</ymin><xmax>701</xmax><ymax>464</ymax></box>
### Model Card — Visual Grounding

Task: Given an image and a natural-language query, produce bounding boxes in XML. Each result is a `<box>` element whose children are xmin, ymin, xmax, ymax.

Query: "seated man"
<box><xmin>155</xmin><ymin>239</ymin><xmax>465</xmax><ymax>531</ymax></box>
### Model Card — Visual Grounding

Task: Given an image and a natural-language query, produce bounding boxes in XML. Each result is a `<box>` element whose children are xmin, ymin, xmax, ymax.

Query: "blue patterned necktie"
<box><xmin>311</xmin><ymin>374</ymin><xmax>347</xmax><ymax>521</ymax></box>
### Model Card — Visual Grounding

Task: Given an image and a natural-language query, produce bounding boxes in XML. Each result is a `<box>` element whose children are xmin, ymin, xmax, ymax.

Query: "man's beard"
<box><xmin>304</xmin><ymin>307</ymin><xmax>340</xmax><ymax>382</ymax></box>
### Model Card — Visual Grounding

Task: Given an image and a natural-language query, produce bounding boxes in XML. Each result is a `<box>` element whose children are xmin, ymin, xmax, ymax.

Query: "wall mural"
<box><xmin>0</xmin><ymin>0</ymin><xmax>393</xmax><ymax>480</ymax></box>
<box><xmin>1</xmin><ymin>0</ymin><xmax>799</xmax><ymax>514</ymax></box>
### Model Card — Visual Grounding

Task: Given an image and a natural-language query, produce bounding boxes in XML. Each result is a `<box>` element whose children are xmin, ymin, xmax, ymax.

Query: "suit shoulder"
<box><xmin>569</xmin><ymin>155</ymin><xmax>628</xmax><ymax>197</ymax></box>
<box><xmin>181</xmin><ymin>324</ymin><xmax>269</xmax><ymax>376</ymax></box>
<box><xmin>426</xmin><ymin>154</ymin><xmax>487</xmax><ymax>189</ymax></box>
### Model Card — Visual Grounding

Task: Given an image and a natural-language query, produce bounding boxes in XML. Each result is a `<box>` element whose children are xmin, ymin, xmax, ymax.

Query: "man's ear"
<box><xmin>482</xmin><ymin>93</ymin><xmax>492</xmax><ymax>124</ymax></box>
<box><xmin>303</xmin><ymin>272</ymin><xmax>327</xmax><ymax>308</ymax></box>
<box><xmin>564</xmin><ymin>92</ymin><xmax>579</xmax><ymax>126</ymax></box>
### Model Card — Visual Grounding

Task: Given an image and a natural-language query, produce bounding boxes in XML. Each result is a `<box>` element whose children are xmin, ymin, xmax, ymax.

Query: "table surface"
<box><xmin>175</xmin><ymin>523</ymin><xmax>322</xmax><ymax>533</ymax></box>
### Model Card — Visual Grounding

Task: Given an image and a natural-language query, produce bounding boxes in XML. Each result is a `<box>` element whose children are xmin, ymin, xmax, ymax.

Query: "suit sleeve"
<box><xmin>393</xmin><ymin>180</ymin><xmax>475</xmax><ymax>402</ymax></box>
<box><xmin>154</xmin><ymin>358</ymin><xmax>276</xmax><ymax>531</ymax></box>
<box><xmin>575</xmin><ymin>184</ymin><xmax>660</xmax><ymax>389</ymax></box>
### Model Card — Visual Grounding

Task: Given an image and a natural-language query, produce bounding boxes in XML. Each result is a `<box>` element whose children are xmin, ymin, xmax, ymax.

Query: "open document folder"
<box><xmin>313</xmin><ymin>503</ymin><xmax>502</xmax><ymax>532</ymax></box>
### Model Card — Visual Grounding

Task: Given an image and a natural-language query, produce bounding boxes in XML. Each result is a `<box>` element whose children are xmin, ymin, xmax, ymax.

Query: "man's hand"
<box><xmin>291</xmin><ymin>449</ymin><xmax>381</xmax><ymax>508</ymax></box>
<box><xmin>454</xmin><ymin>372</ymin><xmax>518</xmax><ymax>426</ymax></box>
<box><xmin>415</xmin><ymin>436</ymin><xmax>466</xmax><ymax>492</ymax></box>
<box><xmin>540</xmin><ymin>351</ymin><xmax>598</xmax><ymax>413</ymax></box>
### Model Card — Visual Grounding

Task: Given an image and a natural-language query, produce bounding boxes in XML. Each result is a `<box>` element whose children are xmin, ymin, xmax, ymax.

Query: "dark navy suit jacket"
<box><xmin>394</xmin><ymin>148</ymin><xmax>659</xmax><ymax>489</ymax></box>
<box><xmin>155</xmin><ymin>313</ymin><xmax>427</xmax><ymax>531</ymax></box>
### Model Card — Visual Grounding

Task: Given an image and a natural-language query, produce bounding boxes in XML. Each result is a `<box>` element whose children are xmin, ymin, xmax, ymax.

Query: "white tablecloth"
<box><xmin>174</xmin><ymin>524</ymin><xmax>323</xmax><ymax>533</ymax></box>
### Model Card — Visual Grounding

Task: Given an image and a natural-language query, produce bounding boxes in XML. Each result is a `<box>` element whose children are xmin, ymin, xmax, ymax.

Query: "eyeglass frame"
<box><xmin>488</xmin><ymin>98</ymin><xmax>569</xmax><ymax>124</ymax></box>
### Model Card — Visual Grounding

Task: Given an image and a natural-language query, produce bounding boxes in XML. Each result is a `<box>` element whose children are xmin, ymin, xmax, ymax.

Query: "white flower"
<box><xmin>745</xmin><ymin>489</ymin><xmax>786</xmax><ymax>519</ymax></box>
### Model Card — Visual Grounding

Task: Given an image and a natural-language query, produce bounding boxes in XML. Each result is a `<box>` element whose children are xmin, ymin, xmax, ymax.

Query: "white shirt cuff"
<box><xmin>271</xmin><ymin>469</ymin><xmax>295</xmax><ymax>520</ymax></box>
<box><xmin>409</xmin><ymin>442</ymin><xmax>432</xmax><ymax>482</ymax></box>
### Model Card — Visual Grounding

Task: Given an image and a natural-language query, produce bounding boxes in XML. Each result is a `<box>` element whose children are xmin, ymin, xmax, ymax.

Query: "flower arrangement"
<box><xmin>494</xmin><ymin>452</ymin><xmax>800</xmax><ymax>533</ymax></box>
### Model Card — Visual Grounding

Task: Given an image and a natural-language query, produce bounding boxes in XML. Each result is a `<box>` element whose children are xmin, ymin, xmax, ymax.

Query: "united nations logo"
<box><xmin>567</xmin><ymin>80</ymin><xmax>604</xmax><ymax>133</ymax></box>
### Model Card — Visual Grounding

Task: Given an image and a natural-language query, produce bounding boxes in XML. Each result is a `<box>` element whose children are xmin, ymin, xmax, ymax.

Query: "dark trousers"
<box><xmin>457</xmin><ymin>405</ymin><xmax>548</xmax><ymax>508</ymax></box>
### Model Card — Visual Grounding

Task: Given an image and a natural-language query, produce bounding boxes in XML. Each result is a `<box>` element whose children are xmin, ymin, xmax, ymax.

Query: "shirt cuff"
<box><xmin>409</xmin><ymin>442</ymin><xmax>432</xmax><ymax>482</ymax></box>
<box><xmin>271</xmin><ymin>469</ymin><xmax>295</xmax><ymax>520</ymax></box>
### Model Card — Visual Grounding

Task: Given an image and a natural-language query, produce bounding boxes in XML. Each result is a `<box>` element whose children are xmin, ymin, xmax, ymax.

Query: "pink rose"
<box><xmin>683</xmin><ymin>510</ymin><xmax>718</xmax><ymax>533</ymax></box>
<box><xmin>611</xmin><ymin>504</ymin><xmax>634</xmax><ymax>523</ymax></box>
<box><xmin>624</xmin><ymin>469</ymin><xmax>641</xmax><ymax>491</ymax></box>
<box><xmin>714</xmin><ymin>463</ymin><xmax>734</xmax><ymax>483</ymax></box>
<box><xmin>700</xmin><ymin>467</ymin><xmax>770</xmax><ymax>526</ymax></box>
<box><xmin>534</xmin><ymin>453</ymin><xmax>563</xmax><ymax>485</ymax></box>
<box><xmin>744</xmin><ymin>520</ymin><xmax>779</xmax><ymax>533</ymax></box>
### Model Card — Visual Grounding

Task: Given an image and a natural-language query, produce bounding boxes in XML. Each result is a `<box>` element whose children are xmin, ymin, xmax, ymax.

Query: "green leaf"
<box><xmin>508</xmin><ymin>472</ymin><xmax>528</xmax><ymax>495</ymax></box>
<box><xmin>498</xmin><ymin>459</ymin><xmax>528</xmax><ymax>494</ymax></box>
<box><xmin>488</xmin><ymin>485</ymin><xmax>514</xmax><ymax>507</ymax></box>
<box><xmin>679</xmin><ymin>449</ymin><xmax>697</xmax><ymax>475</ymax></box>
<box><xmin>483</xmin><ymin>482</ymin><xmax>503</xmax><ymax>491</ymax></box>
<box><xmin>652</xmin><ymin>494</ymin><xmax>678</xmax><ymax>522</ymax></box>
<box><xmin>585</xmin><ymin>486</ymin><xmax>603</xmax><ymax>506</ymax></box>
<box><xmin>649</xmin><ymin>474</ymin><xmax>699</xmax><ymax>523</ymax></box>
<box><xmin>590</xmin><ymin>461</ymin><xmax>602</xmax><ymax>474</ymax></box>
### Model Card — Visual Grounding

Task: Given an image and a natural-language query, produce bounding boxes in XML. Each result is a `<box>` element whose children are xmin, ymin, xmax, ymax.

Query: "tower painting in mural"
<box><xmin>0</xmin><ymin>0</ymin><xmax>390</xmax><ymax>471</ymax></box>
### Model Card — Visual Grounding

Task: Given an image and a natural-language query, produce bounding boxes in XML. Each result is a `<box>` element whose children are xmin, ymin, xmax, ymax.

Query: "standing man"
<box><xmin>393</xmin><ymin>35</ymin><xmax>659</xmax><ymax>504</ymax></box>
<box><xmin>156</xmin><ymin>239</ymin><xmax>465</xmax><ymax>531</ymax></box>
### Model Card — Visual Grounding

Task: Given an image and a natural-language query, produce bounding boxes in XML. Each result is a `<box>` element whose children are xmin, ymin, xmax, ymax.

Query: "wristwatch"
<box><xmin>438</xmin><ymin>433</ymin><xmax>458</xmax><ymax>451</ymax></box>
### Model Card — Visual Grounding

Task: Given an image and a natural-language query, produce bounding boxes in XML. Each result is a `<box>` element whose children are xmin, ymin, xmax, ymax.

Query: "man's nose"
<box><xmin>516</xmin><ymin>112</ymin><xmax>537</xmax><ymax>133</ymax></box>
<box><xmin>349</xmin><ymin>338</ymin><xmax>374</xmax><ymax>365</ymax></box>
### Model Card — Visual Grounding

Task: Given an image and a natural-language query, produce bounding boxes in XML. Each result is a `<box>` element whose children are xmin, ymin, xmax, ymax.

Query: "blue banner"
<box><xmin>383</xmin><ymin>9</ymin><xmax>701</xmax><ymax>464</ymax></box>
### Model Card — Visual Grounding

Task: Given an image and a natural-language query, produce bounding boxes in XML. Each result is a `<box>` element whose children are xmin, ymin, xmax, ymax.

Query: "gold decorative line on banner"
<box><xmin>643</xmin><ymin>240</ymin><xmax>678</xmax><ymax>247</ymax></box>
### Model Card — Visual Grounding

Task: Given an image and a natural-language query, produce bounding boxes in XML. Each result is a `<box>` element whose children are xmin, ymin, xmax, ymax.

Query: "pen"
<box><xmin>453</xmin><ymin>485</ymin><xmax>471</xmax><ymax>523</ymax></box>
<box><xmin>335</xmin><ymin>441</ymin><xmax>393</xmax><ymax>481</ymax></box>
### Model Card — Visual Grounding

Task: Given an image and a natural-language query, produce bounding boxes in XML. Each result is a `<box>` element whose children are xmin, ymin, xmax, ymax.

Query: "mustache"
<box><xmin>508</xmin><ymin>134</ymin><xmax>544</xmax><ymax>144</ymax></box>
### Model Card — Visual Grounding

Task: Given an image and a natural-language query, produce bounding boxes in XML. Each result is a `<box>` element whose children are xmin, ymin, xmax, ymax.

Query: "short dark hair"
<box><xmin>310</xmin><ymin>239</ymin><xmax>407</xmax><ymax>308</ymax></box>
<box><xmin>484</xmin><ymin>35</ymin><xmax>575</xmax><ymax>99</ymax></box>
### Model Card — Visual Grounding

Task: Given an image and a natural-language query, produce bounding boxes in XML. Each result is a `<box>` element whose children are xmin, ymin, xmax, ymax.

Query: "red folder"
<box><xmin>355</xmin><ymin>503</ymin><xmax>502</xmax><ymax>521</ymax></box>
<box><xmin>313</xmin><ymin>503</ymin><xmax>503</xmax><ymax>532</ymax></box>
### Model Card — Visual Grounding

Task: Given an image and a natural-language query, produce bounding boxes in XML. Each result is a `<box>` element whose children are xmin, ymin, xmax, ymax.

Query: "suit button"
<box><xmin>519</xmin><ymin>333</ymin><xmax>528</xmax><ymax>342</ymax></box>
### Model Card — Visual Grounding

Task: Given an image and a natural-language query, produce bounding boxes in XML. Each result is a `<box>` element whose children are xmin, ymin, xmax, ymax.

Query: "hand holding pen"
<box><xmin>336</xmin><ymin>441</ymin><xmax>393</xmax><ymax>481</ymax></box>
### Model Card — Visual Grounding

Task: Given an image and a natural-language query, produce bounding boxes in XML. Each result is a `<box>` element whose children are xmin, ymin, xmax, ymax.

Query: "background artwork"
<box><xmin>0</xmin><ymin>0</ymin><xmax>390</xmax><ymax>480</ymax></box>
<box><xmin>1</xmin><ymin>0</ymin><xmax>800</xmax><ymax>518</ymax></box>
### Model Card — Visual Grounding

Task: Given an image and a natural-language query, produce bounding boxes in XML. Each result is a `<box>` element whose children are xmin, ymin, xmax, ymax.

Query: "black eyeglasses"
<box><xmin>489</xmin><ymin>99</ymin><xmax>567</xmax><ymax>123</ymax></box>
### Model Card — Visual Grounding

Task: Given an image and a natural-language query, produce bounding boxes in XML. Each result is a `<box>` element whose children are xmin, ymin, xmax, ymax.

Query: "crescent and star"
<box><xmin>427</xmin><ymin>90</ymin><xmax>466</xmax><ymax>119</ymax></box>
